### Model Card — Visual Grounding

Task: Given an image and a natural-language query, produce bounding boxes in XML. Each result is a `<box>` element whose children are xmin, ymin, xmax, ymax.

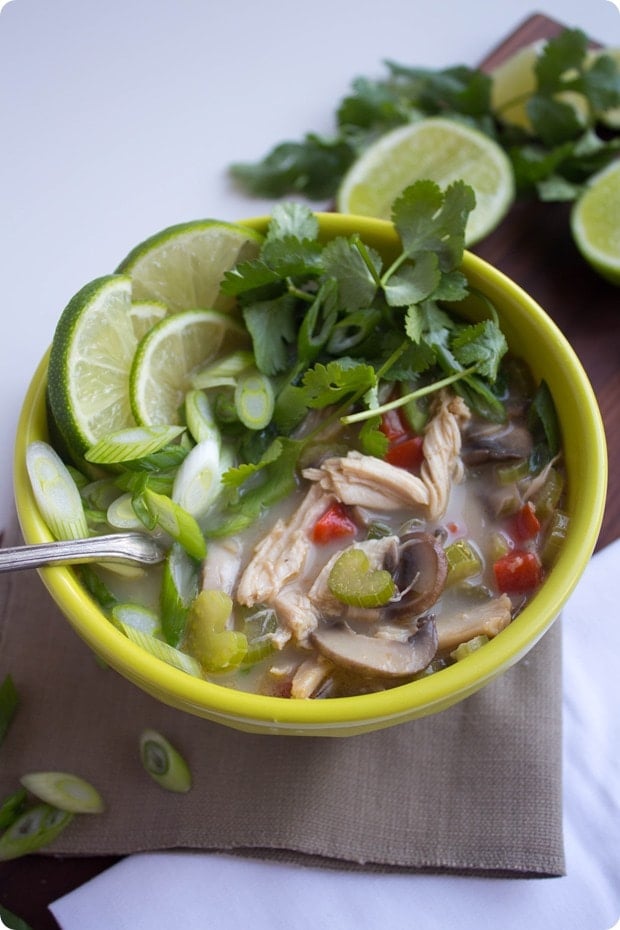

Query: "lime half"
<box><xmin>117</xmin><ymin>219</ymin><xmax>263</xmax><ymax>313</ymax></box>
<box><xmin>571</xmin><ymin>159</ymin><xmax>620</xmax><ymax>285</ymax></box>
<box><xmin>336</xmin><ymin>117</ymin><xmax>515</xmax><ymax>245</ymax></box>
<box><xmin>130</xmin><ymin>309</ymin><xmax>248</xmax><ymax>426</ymax></box>
<box><xmin>47</xmin><ymin>275</ymin><xmax>138</xmax><ymax>463</ymax></box>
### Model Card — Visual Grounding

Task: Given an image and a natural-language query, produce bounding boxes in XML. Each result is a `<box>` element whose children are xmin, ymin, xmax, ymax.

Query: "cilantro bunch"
<box><xmin>230</xmin><ymin>28</ymin><xmax>620</xmax><ymax>206</ymax></box>
<box><xmin>211</xmin><ymin>181</ymin><xmax>508</xmax><ymax>534</ymax></box>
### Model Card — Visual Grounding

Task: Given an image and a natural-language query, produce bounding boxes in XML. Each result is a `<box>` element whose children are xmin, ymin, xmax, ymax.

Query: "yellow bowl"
<box><xmin>13</xmin><ymin>213</ymin><xmax>608</xmax><ymax>736</ymax></box>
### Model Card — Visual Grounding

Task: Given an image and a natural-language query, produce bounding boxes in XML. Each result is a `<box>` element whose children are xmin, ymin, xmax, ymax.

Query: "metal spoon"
<box><xmin>0</xmin><ymin>533</ymin><xmax>167</xmax><ymax>572</ymax></box>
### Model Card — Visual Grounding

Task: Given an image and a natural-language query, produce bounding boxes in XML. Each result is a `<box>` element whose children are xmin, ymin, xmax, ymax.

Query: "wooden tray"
<box><xmin>1</xmin><ymin>12</ymin><xmax>619</xmax><ymax>929</ymax></box>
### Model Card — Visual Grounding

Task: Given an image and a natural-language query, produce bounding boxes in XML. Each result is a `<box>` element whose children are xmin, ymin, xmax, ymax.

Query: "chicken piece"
<box><xmin>272</xmin><ymin>587</ymin><xmax>320</xmax><ymax>646</ymax></box>
<box><xmin>303</xmin><ymin>393</ymin><xmax>470</xmax><ymax>521</ymax></box>
<box><xmin>290</xmin><ymin>654</ymin><xmax>333</xmax><ymax>699</ymax></box>
<box><xmin>435</xmin><ymin>593</ymin><xmax>513</xmax><ymax>651</ymax></box>
<box><xmin>420</xmin><ymin>392</ymin><xmax>471</xmax><ymax>520</ymax></box>
<box><xmin>235</xmin><ymin>483</ymin><xmax>334</xmax><ymax>607</ymax></box>
<box><xmin>200</xmin><ymin>538</ymin><xmax>243</xmax><ymax>596</ymax></box>
<box><xmin>308</xmin><ymin>536</ymin><xmax>400</xmax><ymax>622</ymax></box>
<box><xmin>303</xmin><ymin>451</ymin><xmax>430</xmax><ymax>512</ymax></box>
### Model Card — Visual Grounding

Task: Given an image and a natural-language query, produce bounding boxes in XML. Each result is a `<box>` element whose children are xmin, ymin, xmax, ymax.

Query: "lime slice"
<box><xmin>116</xmin><ymin>219</ymin><xmax>263</xmax><ymax>313</ymax></box>
<box><xmin>490</xmin><ymin>42</ymin><xmax>620</xmax><ymax>131</ymax></box>
<box><xmin>47</xmin><ymin>275</ymin><xmax>138</xmax><ymax>463</ymax></box>
<box><xmin>130</xmin><ymin>308</ymin><xmax>248</xmax><ymax>425</ymax></box>
<box><xmin>129</xmin><ymin>299</ymin><xmax>168</xmax><ymax>340</ymax></box>
<box><xmin>336</xmin><ymin>117</ymin><xmax>515</xmax><ymax>245</ymax></box>
<box><xmin>571</xmin><ymin>159</ymin><xmax>620</xmax><ymax>285</ymax></box>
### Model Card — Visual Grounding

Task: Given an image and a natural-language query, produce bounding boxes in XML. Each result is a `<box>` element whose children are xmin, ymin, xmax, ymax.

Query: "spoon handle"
<box><xmin>0</xmin><ymin>533</ymin><xmax>166</xmax><ymax>572</ymax></box>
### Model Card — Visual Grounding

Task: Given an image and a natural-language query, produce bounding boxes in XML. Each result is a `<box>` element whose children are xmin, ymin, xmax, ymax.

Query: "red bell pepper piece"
<box><xmin>512</xmin><ymin>502</ymin><xmax>541</xmax><ymax>541</ymax></box>
<box><xmin>385</xmin><ymin>435</ymin><xmax>424</xmax><ymax>471</ymax></box>
<box><xmin>493</xmin><ymin>549</ymin><xmax>542</xmax><ymax>594</ymax></box>
<box><xmin>312</xmin><ymin>501</ymin><xmax>357</xmax><ymax>544</ymax></box>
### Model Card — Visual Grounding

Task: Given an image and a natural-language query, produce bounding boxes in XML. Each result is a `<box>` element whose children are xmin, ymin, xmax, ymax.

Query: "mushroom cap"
<box><xmin>389</xmin><ymin>531</ymin><xmax>448</xmax><ymax>619</ymax></box>
<box><xmin>311</xmin><ymin>617</ymin><xmax>438</xmax><ymax>678</ymax></box>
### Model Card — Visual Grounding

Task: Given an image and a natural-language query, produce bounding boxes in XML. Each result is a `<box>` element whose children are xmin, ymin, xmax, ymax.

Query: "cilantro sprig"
<box><xmin>211</xmin><ymin>181</ymin><xmax>508</xmax><ymax>533</ymax></box>
<box><xmin>230</xmin><ymin>28</ymin><xmax>620</xmax><ymax>206</ymax></box>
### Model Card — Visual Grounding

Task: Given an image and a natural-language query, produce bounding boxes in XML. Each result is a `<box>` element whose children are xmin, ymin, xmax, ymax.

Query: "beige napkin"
<box><xmin>0</xmin><ymin>516</ymin><xmax>564</xmax><ymax>877</ymax></box>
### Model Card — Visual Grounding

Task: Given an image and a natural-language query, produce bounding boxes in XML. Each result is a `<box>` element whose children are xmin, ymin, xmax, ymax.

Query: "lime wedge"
<box><xmin>116</xmin><ymin>219</ymin><xmax>263</xmax><ymax>313</ymax></box>
<box><xmin>130</xmin><ymin>308</ymin><xmax>248</xmax><ymax>426</ymax></box>
<box><xmin>336</xmin><ymin>117</ymin><xmax>515</xmax><ymax>245</ymax></box>
<box><xmin>571</xmin><ymin>159</ymin><xmax>620</xmax><ymax>285</ymax></box>
<box><xmin>47</xmin><ymin>275</ymin><xmax>138</xmax><ymax>464</ymax></box>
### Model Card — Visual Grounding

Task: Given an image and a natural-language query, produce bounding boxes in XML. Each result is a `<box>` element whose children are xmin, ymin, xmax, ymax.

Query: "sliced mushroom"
<box><xmin>389</xmin><ymin>531</ymin><xmax>448</xmax><ymax>619</ymax></box>
<box><xmin>461</xmin><ymin>419</ymin><xmax>533</xmax><ymax>466</ymax></box>
<box><xmin>435</xmin><ymin>594</ymin><xmax>513</xmax><ymax>651</ymax></box>
<box><xmin>311</xmin><ymin>617</ymin><xmax>438</xmax><ymax>679</ymax></box>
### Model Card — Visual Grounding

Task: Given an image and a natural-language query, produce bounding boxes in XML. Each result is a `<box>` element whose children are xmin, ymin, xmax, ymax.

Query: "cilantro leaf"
<box><xmin>243</xmin><ymin>295</ymin><xmax>297</xmax><ymax>374</ymax></box>
<box><xmin>451</xmin><ymin>319</ymin><xmax>508</xmax><ymax>381</ymax></box>
<box><xmin>301</xmin><ymin>359</ymin><xmax>376</xmax><ymax>408</ymax></box>
<box><xmin>383</xmin><ymin>252</ymin><xmax>441</xmax><ymax>306</ymax></box>
<box><xmin>266</xmin><ymin>202</ymin><xmax>320</xmax><ymax>241</ymax></box>
<box><xmin>390</xmin><ymin>180</ymin><xmax>474</xmax><ymax>272</ymax></box>
<box><xmin>321</xmin><ymin>236</ymin><xmax>381</xmax><ymax>310</ymax></box>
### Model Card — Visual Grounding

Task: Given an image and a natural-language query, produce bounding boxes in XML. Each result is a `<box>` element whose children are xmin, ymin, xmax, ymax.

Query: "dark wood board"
<box><xmin>1</xmin><ymin>12</ymin><xmax>619</xmax><ymax>929</ymax></box>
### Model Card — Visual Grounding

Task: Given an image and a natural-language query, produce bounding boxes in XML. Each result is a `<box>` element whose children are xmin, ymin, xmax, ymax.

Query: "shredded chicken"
<box><xmin>200</xmin><ymin>538</ymin><xmax>243</xmax><ymax>595</ymax></box>
<box><xmin>303</xmin><ymin>391</ymin><xmax>470</xmax><ymax>521</ymax></box>
<box><xmin>435</xmin><ymin>594</ymin><xmax>513</xmax><ymax>651</ymax></box>
<box><xmin>420</xmin><ymin>392</ymin><xmax>471</xmax><ymax>520</ymax></box>
<box><xmin>235</xmin><ymin>484</ymin><xmax>334</xmax><ymax>607</ymax></box>
<box><xmin>303</xmin><ymin>451</ymin><xmax>430</xmax><ymax>511</ymax></box>
<box><xmin>290</xmin><ymin>655</ymin><xmax>333</xmax><ymax>699</ymax></box>
<box><xmin>271</xmin><ymin>587</ymin><xmax>319</xmax><ymax>646</ymax></box>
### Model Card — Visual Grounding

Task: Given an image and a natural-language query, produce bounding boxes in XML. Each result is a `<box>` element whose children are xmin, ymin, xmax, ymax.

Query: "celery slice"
<box><xmin>327</xmin><ymin>548</ymin><xmax>396</xmax><ymax>608</ymax></box>
<box><xmin>26</xmin><ymin>441</ymin><xmax>89</xmax><ymax>540</ymax></box>
<box><xmin>139</xmin><ymin>729</ymin><xmax>192</xmax><ymax>793</ymax></box>
<box><xmin>0</xmin><ymin>804</ymin><xmax>73</xmax><ymax>860</ymax></box>
<box><xmin>85</xmin><ymin>425</ymin><xmax>186</xmax><ymax>464</ymax></box>
<box><xmin>20</xmin><ymin>772</ymin><xmax>105</xmax><ymax>814</ymax></box>
<box><xmin>445</xmin><ymin>539</ymin><xmax>482</xmax><ymax>584</ymax></box>
<box><xmin>120</xmin><ymin>622</ymin><xmax>202</xmax><ymax>676</ymax></box>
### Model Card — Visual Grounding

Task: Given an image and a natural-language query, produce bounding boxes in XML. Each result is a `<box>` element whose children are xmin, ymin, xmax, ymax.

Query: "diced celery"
<box><xmin>445</xmin><ymin>539</ymin><xmax>482</xmax><ymax>584</ymax></box>
<box><xmin>496</xmin><ymin>459</ymin><xmax>530</xmax><ymax>485</ymax></box>
<box><xmin>450</xmin><ymin>635</ymin><xmax>490</xmax><ymax>662</ymax></box>
<box><xmin>541</xmin><ymin>510</ymin><xmax>570</xmax><ymax>566</ymax></box>
<box><xmin>185</xmin><ymin>590</ymin><xmax>248</xmax><ymax>672</ymax></box>
<box><xmin>327</xmin><ymin>548</ymin><xmax>396</xmax><ymax>608</ymax></box>
<box><xmin>531</xmin><ymin>467</ymin><xmax>564</xmax><ymax>520</ymax></box>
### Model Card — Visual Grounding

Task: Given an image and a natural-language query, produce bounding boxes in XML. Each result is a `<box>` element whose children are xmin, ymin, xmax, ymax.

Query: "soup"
<box><xmin>34</xmin><ymin>194</ymin><xmax>568</xmax><ymax>699</ymax></box>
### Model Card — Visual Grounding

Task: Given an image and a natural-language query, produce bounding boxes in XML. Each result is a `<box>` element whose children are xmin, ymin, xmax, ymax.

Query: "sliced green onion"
<box><xmin>85</xmin><ymin>425</ymin><xmax>186</xmax><ymax>464</ymax></box>
<box><xmin>139</xmin><ymin>729</ymin><xmax>192</xmax><ymax>793</ymax></box>
<box><xmin>160</xmin><ymin>543</ymin><xmax>199</xmax><ymax>647</ymax></box>
<box><xmin>0</xmin><ymin>674</ymin><xmax>19</xmax><ymax>749</ymax></box>
<box><xmin>142</xmin><ymin>488</ymin><xmax>207</xmax><ymax>561</ymax></box>
<box><xmin>184</xmin><ymin>390</ymin><xmax>219</xmax><ymax>443</ymax></box>
<box><xmin>26</xmin><ymin>441</ymin><xmax>89</xmax><ymax>540</ymax></box>
<box><xmin>0</xmin><ymin>787</ymin><xmax>28</xmax><ymax>831</ymax></box>
<box><xmin>0</xmin><ymin>804</ymin><xmax>73</xmax><ymax>861</ymax></box>
<box><xmin>327</xmin><ymin>548</ymin><xmax>396</xmax><ymax>608</ymax></box>
<box><xmin>120</xmin><ymin>622</ymin><xmax>202</xmax><ymax>677</ymax></box>
<box><xmin>191</xmin><ymin>350</ymin><xmax>254</xmax><ymax>389</ymax></box>
<box><xmin>111</xmin><ymin>603</ymin><xmax>161</xmax><ymax>637</ymax></box>
<box><xmin>20</xmin><ymin>772</ymin><xmax>105</xmax><ymax>814</ymax></box>
<box><xmin>172</xmin><ymin>435</ymin><xmax>224</xmax><ymax>522</ymax></box>
<box><xmin>445</xmin><ymin>539</ymin><xmax>483</xmax><ymax>585</ymax></box>
<box><xmin>106</xmin><ymin>492</ymin><xmax>144</xmax><ymax>530</ymax></box>
<box><xmin>234</xmin><ymin>369</ymin><xmax>275</xmax><ymax>430</ymax></box>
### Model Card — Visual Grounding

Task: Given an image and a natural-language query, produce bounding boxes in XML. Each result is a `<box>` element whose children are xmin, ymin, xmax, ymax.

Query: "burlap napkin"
<box><xmin>0</xmin><ymin>515</ymin><xmax>564</xmax><ymax>877</ymax></box>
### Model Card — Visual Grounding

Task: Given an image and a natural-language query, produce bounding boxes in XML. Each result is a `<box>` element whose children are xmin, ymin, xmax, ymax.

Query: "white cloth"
<box><xmin>50</xmin><ymin>540</ymin><xmax>620</xmax><ymax>930</ymax></box>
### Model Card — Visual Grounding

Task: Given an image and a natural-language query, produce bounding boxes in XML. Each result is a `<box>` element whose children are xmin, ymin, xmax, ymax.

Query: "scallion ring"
<box><xmin>139</xmin><ymin>729</ymin><xmax>192</xmax><ymax>793</ymax></box>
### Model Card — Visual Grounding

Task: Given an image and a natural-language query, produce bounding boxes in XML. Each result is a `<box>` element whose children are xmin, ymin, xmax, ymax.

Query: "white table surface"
<box><xmin>1</xmin><ymin>2</ymin><xmax>619</xmax><ymax>928</ymax></box>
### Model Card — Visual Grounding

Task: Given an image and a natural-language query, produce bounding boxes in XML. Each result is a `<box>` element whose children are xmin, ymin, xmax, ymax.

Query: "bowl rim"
<box><xmin>13</xmin><ymin>214</ymin><xmax>608</xmax><ymax>731</ymax></box>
